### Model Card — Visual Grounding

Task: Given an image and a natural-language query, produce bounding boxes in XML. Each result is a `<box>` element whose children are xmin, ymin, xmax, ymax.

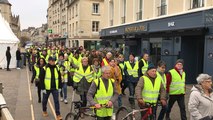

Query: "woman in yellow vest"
<box><xmin>73</xmin><ymin>57</ymin><xmax>94</xmax><ymax>107</ymax></box>
<box><xmin>31</xmin><ymin>58</ymin><xmax>46</xmax><ymax>103</ymax></box>
<box><xmin>91</xmin><ymin>58</ymin><xmax>102</xmax><ymax>79</ymax></box>
<box><xmin>87</xmin><ymin>66</ymin><xmax>119</xmax><ymax>120</ymax></box>
<box><xmin>135</xmin><ymin>64</ymin><xmax>167</xmax><ymax>119</ymax></box>
<box><xmin>156</xmin><ymin>60</ymin><xmax>168</xmax><ymax>120</ymax></box>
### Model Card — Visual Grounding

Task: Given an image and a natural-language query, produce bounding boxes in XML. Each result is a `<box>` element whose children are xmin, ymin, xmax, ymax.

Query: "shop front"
<box><xmin>101</xmin><ymin>8</ymin><xmax>213</xmax><ymax>84</ymax></box>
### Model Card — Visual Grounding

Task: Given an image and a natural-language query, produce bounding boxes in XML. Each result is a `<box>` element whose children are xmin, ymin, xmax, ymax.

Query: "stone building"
<box><xmin>0</xmin><ymin>0</ymin><xmax>21</xmax><ymax>38</ymax></box>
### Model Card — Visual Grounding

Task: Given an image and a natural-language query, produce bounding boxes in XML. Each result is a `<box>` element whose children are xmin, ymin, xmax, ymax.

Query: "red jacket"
<box><xmin>166</xmin><ymin>67</ymin><xmax>185</xmax><ymax>94</ymax></box>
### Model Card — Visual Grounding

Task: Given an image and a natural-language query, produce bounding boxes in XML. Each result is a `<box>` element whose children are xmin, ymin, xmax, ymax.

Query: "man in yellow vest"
<box><xmin>40</xmin><ymin>57</ymin><xmax>63</xmax><ymax>120</ymax></box>
<box><xmin>135</xmin><ymin>63</ymin><xmax>166</xmax><ymax>119</ymax></box>
<box><xmin>101</xmin><ymin>52</ymin><xmax>112</xmax><ymax>67</ymax></box>
<box><xmin>87</xmin><ymin>66</ymin><xmax>118</xmax><ymax>120</ymax></box>
<box><xmin>139</xmin><ymin>53</ymin><xmax>149</xmax><ymax>77</ymax></box>
<box><xmin>124</xmin><ymin>53</ymin><xmax>139</xmax><ymax>109</ymax></box>
<box><xmin>73</xmin><ymin>57</ymin><xmax>94</xmax><ymax>107</ymax></box>
<box><xmin>166</xmin><ymin>59</ymin><xmax>187</xmax><ymax>120</ymax></box>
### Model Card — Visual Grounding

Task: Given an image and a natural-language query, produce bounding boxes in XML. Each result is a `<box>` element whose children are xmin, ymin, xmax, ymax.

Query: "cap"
<box><xmin>48</xmin><ymin>56</ymin><xmax>56</xmax><ymax>61</ymax></box>
<box><xmin>147</xmin><ymin>63</ymin><xmax>156</xmax><ymax>71</ymax></box>
<box><xmin>175</xmin><ymin>59</ymin><xmax>184</xmax><ymax>65</ymax></box>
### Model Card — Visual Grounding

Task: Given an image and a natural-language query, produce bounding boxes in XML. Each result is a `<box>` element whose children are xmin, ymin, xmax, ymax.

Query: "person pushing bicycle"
<box><xmin>87</xmin><ymin>66</ymin><xmax>119</xmax><ymax>120</ymax></box>
<box><xmin>135</xmin><ymin>63</ymin><xmax>167</xmax><ymax>120</ymax></box>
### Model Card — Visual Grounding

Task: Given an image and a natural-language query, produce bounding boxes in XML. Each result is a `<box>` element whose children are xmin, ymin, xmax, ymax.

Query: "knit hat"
<box><xmin>48</xmin><ymin>56</ymin><xmax>56</xmax><ymax>61</ymax></box>
<box><xmin>175</xmin><ymin>59</ymin><xmax>184</xmax><ymax>65</ymax></box>
<box><xmin>147</xmin><ymin>63</ymin><xmax>156</xmax><ymax>71</ymax></box>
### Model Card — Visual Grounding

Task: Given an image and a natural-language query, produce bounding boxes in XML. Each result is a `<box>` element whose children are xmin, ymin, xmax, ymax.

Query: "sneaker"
<box><xmin>57</xmin><ymin>115</ymin><xmax>63</xmax><ymax>120</ymax></box>
<box><xmin>16</xmin><ymin>68</ymin><xmax>20</xmax><ymax>69</ymax></box>
<box><xmin>64</xmin><ymin>99</ymin><xmax>68</xmax><ymax>104</ymax></box>
<box><xmin>42</xmin><ymin>111</ymin><xmax>48</xmax><ymax>117</ymax></box>
<box><xmin>60</xmin><ymin>98</ymin><xmax>64</xmax><ymax>102</ymax></box>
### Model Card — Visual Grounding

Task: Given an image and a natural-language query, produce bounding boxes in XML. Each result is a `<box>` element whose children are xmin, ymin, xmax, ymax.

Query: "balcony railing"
<box><xmin>110</xmin><ymin>19</ymin><xmax>113</xmax><ymax>26</ymax></box>
<box><xmin>136</xmin><ymin>10</ymin><xmax>142</xmax><ymax>21</ymax></box>
<box><xmin>157</xmin><ymin>5</ymin><xmax>167</xmax><ymax>16</ymax></box>
<box><xmin>121</xmin><ymin>16</ymin><xmax>126</xmax><ymax>24</ymax></box>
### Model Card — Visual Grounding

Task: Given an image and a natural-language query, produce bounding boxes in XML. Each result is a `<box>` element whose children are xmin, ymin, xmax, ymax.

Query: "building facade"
<box><xmin>100</xmin><ymin>0</ymin><xmax>213</xmax><ymax>83</ymax></box>
<box><xmin>47</xmin><ymin>0</ymin><xmax>104</xmax><ymax>50</ymax></box>
<box><xmin>0</xmin><ymin>0</ymin><xmax>21</xmax><ymax>38</ymax></box>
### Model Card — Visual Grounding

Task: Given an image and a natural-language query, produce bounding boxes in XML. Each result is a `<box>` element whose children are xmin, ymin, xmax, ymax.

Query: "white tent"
<box><xmin>0</xmin><ymin>13</ymin><xmax>19</xmax><ymax>69</ymax></box>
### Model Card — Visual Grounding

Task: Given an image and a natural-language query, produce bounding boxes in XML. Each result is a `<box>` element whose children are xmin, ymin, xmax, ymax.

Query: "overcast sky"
<box><xmin>9</xmin><ymin>0</ymin><xmax>48</xmax><ymax>30</ymax></box>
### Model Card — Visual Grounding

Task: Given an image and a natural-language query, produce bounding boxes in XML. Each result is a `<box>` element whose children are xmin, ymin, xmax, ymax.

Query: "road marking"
<box><xmin>48</xmin><ymin>99</ymin><xmax>57</xmax><ymax>119</ymax></box>
<box><xmin>26</xmin><ymin>68</ymin><xmax>35</xmax><ymax>120</ymax></box>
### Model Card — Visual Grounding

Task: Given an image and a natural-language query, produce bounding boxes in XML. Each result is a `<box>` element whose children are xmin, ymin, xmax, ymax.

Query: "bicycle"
<box><xmin>116</xmin><ymin>103</ymin><xmax>156</xmax><ymax>120</ymax></box>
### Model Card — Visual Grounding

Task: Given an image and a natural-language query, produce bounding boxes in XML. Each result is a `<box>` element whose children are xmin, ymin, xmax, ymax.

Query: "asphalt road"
<box><xmin>0</xmin><ymin>66</ymin><xmax>192</xmax><ymax>120</ymax></box>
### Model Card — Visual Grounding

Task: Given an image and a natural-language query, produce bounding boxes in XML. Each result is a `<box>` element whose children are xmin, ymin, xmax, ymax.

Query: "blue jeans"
<box><xmin>60</xmin><ymin>83</ymin><xmax>67</xmax><ymax>99</ymax></box>
<box><xmin>16</xmin><ymin>60</ymin><xmax>21</xmax><ymax>68</ymax></box>
<box><xmin>128</xmin><ymin>82</ymin><xmax>137</xmax><ymax>105</ymax></box>
<box><xmin>42</xmin><ymin>90</ymin><xmax>60</xmax><ymax>115</ymax></box>
<box><xmin>118</xmin><ymin>94</ymin><xmax>122</xmax><ymax>107</ymax></box>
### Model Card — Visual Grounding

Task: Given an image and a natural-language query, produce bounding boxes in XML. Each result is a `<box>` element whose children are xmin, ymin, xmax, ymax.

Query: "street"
<box><xmin>0</xmin><ymin>66</ymin><xmax>192</xmax><ymax>120</ymax></box>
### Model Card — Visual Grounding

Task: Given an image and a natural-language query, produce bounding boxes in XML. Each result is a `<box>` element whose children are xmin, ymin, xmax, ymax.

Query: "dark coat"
<box><xmin>16</xmin><ymin>49</ymin><xmax>21</xmax><ymax>60</ymax></box>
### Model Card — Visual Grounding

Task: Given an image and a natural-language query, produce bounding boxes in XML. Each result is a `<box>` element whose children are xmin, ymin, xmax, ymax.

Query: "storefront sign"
<box><xmin>109</xmin><ymin>30</ymin><xmax>118</xmax><ymax>34</ymax></box>
<box><xmin>168</xmin><ymin>22</ymin><xmax>175</xmax><ymax>27</ymax></box>
<box><xmin>125</xmin><ymin>25</ymin><xmax>147</xmax><ymax>33</ymax></box>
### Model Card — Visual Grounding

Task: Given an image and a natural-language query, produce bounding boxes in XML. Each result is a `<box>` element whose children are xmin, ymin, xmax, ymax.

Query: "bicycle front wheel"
<box><xmin>116</xmin><ymin>106</ymin><xmax>132</xmax><ymax>120</ymax></box>
<box><xmin>65</xmin><ymin>112</ymin><xmax>78</xmax><ymax>120</ymax></box>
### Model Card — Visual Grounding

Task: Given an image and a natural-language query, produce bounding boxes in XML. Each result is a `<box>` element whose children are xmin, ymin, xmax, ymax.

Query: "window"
<box><xmin>92</xmin><ymin>21</ymin><xmax>99</xmax><ymax>32</ymax></box>
<box><xmin>191</xmin><ymin>0</ymin><xmax>204</xmax><ymax>9</ymax></box>
<box><xmin>136</xmin><ymin>0</ymin><xmax>143</xmax><ymax>20</ymax></box>
<box><xmin>121</xmin><ymin>0</ymin><xmax>126</xmax><ymax>24</ymax></box>
<box><xmin>93</xmin><ymin>3</ymin><xmax>99</xmax><ymax>14</ymax></box>
<box><xmin>72</xmin><ymin>7</ymin><xmax>74</xmax><ymax>18</ymax></box>
<box><xmin>76</xmin><ymin>21</ymin><xmax>78</xmax><ymax>35</ymax></box>
<box><xmin>76</xmin><ymin>4</ymin><xmax>78</xmax><ymax>16</ymax></box>
<box><xmin>158</xmin><ymin>0</ymin><xmax>167</xmax><ymax>16</ymax></box>
<box><xmin>109</xmin><ymin>1</ymin><xmax>114</xmax><ymax>26</ymax></box>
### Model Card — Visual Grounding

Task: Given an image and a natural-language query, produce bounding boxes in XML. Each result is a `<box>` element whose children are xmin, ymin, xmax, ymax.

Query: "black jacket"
<box><xmin>16</xmin><ymin>50</ymin><xmax>21</xmax><ymax>60</ymax></box>
<box><xmin>6</xmin><ymin>50</ymin><xmax>11</xmax><ymax>60</ymax></box>
<box><xmin>40</xmin><ymin>63</ymin><xmax>62</xmax><ymax>90</ymax></box>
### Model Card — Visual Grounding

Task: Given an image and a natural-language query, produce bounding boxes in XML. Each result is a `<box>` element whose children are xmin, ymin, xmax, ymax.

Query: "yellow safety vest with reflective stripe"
<box><xmin>94</xmin><ymin>78</ymin><xmax>114</xmax><ymax>117</ymax></box>
<box><xmin>141</xmin><ymin>59</ymin><xmax>148</xmax><ymax>74</ymax></box>
<box><xmin>73</xmin><ymin>64</ymin><xmax>93</xmax><ymax>83</ymax></box>
<box><xmin>40</xmin><ymin>54</ymin><xmax>49</xmax><ymax>63</ymax></box>
<box><xmin>119</xmin><ymin>62</ymin><xmax>125</xmax><ymax>75</ymax></box>
<box><xmin>156</xmin><ymin>71</ymin><xmax>167</xmax><ymax>89</ymax></box>
<box><xmin>94</xmin><ymin>68</ymin><xmax>102</xmax><ymax>79</ymax></box>
<box><xmin>125</xmin><ymin>61</ymin><xmax>139</xmax><ymax>77</ymax></box>
<box><xmin>72</xmin><ymin>56</ymin><xmax>82</xmax><ymax>68</ymax></box>
<box><xmin>34</xmin><ymin>65</ymin><xmax>40</xmax><ymax>79</ymax></box>
<box><xmin>44</xmin><ymin>67</ymin><xmax>59</xmax><ymax>90</ymax></box>
<box><xmin>103</xmin><ymin>58</ymin><xmax>109</xmax><ymax>66</ymax></box>
<box><xmin>142</xmin><ymin>76</ymin><xmax>161</xmax><ymax>104</ymax></box>
<box><xmin>63</xmin><ymin>61</ymin><xmax>70</xmax><ymax>79</ymax></box>
<box><xmin>169</xmin><ymin>69</ymin><xmax>185</xmax><ymax>95</ymax></box>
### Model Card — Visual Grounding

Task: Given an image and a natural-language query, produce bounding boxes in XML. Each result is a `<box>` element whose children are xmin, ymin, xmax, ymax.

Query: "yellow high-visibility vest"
<box><xmin>103</xmin><ymin>58</ymin><xmax>109</xmax><ymax>66</ymax></box>
<box><xmin>44</xmin><ymin>67</ymin><xmax>59</xmax><ymax>90</ymax></box>
<box><xmin>142</xmin><ymin>76</ymin><xmax>161</xmax><ymax>104</ymax></box>
<box><xmin>73</xmin><ymin>64</ymin><xmax>93</xmax><ymax>83</ymax></box>
<box><xmin>169</xmin><ymin>69</ymin><xmax>185</xmax><ymax>95</ymax></box>
<box><xmin>141</xmin><ymin>59</ymin><xmax>148</xmax><ymax>74</ymax></box>
<box><xmin>156</xmin><ymin>71</ymin><xmax>167</xmax><ymax>89</ymax></box>
<box><xmin>125</xmin><ymin>61</ymin><xmax>139</xmax><ymax>77</ymax></box>
<box><xmin>94</xmin><ymin>78</ymin><xmax>114</xmax><ymax>117</ymax></box>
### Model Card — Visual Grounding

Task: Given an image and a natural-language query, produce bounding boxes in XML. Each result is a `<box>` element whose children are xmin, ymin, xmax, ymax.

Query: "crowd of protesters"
<box><xmin>26</xmin><ymin>45</ymin><xmax>213</xmax><ymax>120</ymax></box>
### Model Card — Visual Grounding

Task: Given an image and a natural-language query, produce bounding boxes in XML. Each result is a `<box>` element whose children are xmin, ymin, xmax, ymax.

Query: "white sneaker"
<box><xmin>64</xmin><ymin>99</ymin><xmax>68</xmax><ymax>104</ymax></box>
<box><xmin>17</xmin><ymin>68</ymin><xmax>20</xmax><ymax>69</ymax></box>
<box><xmin>60</xmin><ymin>98</ymin><xmax>64</xmax><ymax>102</ymax></box>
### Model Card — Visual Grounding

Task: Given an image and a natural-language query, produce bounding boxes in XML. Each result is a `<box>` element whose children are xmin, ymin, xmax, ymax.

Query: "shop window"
<box><xmin>191</xmin><ymin>0</ymin><xmax>204</xmax><ymax>9</ymax></box>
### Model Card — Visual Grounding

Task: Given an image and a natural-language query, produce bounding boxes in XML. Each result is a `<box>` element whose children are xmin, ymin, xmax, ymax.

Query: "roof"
<box><xmin>0</xmin><ymin>0</ymin><xmax>11</xmax><ymax>6</ymax></box>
